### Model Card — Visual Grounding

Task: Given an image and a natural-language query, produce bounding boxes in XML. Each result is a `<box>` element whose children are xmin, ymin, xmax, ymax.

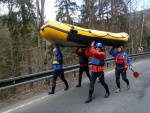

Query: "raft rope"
<box><xmin>63</xmin><ymin>23</ymin><xmax>127</xmax><ymax>38</ymax></box>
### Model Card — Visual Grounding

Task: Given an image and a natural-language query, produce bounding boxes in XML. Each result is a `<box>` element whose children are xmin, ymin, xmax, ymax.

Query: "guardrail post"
<box><xmin>73</xmin><ymin>71</ymin><xmax>76</xmax><ymax>77</ymax></box>
<box><xmin>46</xmin><ymin>78</ymin><xmax>50</xmax><ymax>86</ymax></box>
<box><xmin>0</xmin><ymin>90</ymin><xmax>3</xmax><ymax>104</ymax></box>
<box><xmin>106</xmin><ymin>63</ymin><xmax>109</xmax><ymax>67</ymax></box>
<box><xmin>48</xmin><ymin>78</ymin><xmax>50</xmax><ymax>86</ymax></box>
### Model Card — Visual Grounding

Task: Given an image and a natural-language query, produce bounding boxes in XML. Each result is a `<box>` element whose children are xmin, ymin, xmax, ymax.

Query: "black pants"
<box><xmin>88</xmin><ymin>72</ymin><xmax>109</xmax><ymax>97</ymax></box>
<box><xmin>78</xmin><ymin>66</ymin><xmax>91</xmax><ymax>85</ymax></box>
<box><xmin>51</xmin><ymin>70</ymin><xmax>69</xmax><ymax>92</ymax></box>
<box><xmin>115</xmin><ymin>68</ymin><xmax>129</xmax><ymax>89</ymax></box>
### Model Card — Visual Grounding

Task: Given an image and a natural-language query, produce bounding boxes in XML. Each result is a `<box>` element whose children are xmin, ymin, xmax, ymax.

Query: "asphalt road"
<box><xmin>1</xmin><ymin>59</ymin><xmax>150</xmax><ymax>113</ymax></box>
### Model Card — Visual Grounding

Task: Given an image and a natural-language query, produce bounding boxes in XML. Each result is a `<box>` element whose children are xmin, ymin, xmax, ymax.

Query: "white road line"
<box><xmin>105</xmin><ymin>70</ymin><xmax>114</xmax><ymax>74</ymax></box>
<box><xmin>2</xmin><ymin>59</ymin><xmax>149</xmax><ymax>113</ymax></box>
<box><xmin>2</xmin><ymin>95</ymin><xmax>49</xmax><ymax>113</ymax></box>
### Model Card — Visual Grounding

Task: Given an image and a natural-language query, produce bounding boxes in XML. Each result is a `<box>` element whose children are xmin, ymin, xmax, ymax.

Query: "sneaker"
<box><xmin>127</xmin><ymin>85</ymin><xmax>130</xmax><ymax>90</ymax></box>
<box><xmin>104</xmin><ymin>93</ymin><xmax>110</xmax><ymax>98</ymax></box>
<box><xmin>85</xmin><ymin>97</ymin><xmax>92</xmax><ymax>103</ymax></box>
<box><xmin>116</xmin><ymin>88</ymin><xmax>120</xmax><ymax>93</ymax></box>
<box><xmin>76</xmin><ymin>84</ymin><xmax>81</xmax><ymax>87</ymax></box>
<box><xmin>64</xmin><ymin>86</ymin><xmax>69</xmax><ymax>91</ymax></box>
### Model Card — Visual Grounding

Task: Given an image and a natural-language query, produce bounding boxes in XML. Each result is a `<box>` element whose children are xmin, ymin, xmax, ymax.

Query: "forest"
<box><xmin>0</xmin><ymin>0</ymin><xmax>150</xmax><ymax>80</ymax></box>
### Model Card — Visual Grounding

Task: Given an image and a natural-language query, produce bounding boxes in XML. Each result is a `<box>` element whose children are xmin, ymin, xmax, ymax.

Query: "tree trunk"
<box><xmin>36</xmin><ymin>0</ymin><xmax>46</xmax><ymax>71</ymax></box>
<box><xmin>9</xmin><ymin>33</ymin><xmax>14</xmax><ymax>76</ymax></box>
<box><xmin>128</xmin><ymin>0</ymin><xmax>131</xmax><ymax>54</ymax></box>
<box><xmin>65</xmin><ymin>0</ymin><xmax>70</xmax><ymax>23</ymax></box>
<box><xmin>87</xmin><ymin>0</ymin><xmax>95</xmax><ymax>28</ymax></box>
<box><xmin>147</xmin><ymin>37</ymin><xmax>150</xmax><ymax>52</ymax></box>
<box><xmin>40</xmin><ymin>0</ymin><xmax>45</xmax><ymax>27</ymax></box>
<box><xmin>21</xmin><ymin>4</ymin><xmax>32</xmax><ymax>74</ymax></box>
<box><xmin>140</xmin><ymin>11</ymin><xmax>145</xmax><ymax>48</ymax></box>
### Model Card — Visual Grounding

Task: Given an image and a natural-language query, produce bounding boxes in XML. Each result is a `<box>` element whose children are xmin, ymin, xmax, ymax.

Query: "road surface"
<box><xmin>0</xmin><ymin>59</ymin><xmax>150</xmax><ymax>113</ymax></box>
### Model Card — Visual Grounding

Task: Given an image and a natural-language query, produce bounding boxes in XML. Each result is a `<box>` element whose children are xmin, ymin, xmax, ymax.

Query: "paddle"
<box><xmin>130</xmin><ymin>68</ymin><xmax>139</xmax><ymax>78</ymax></box>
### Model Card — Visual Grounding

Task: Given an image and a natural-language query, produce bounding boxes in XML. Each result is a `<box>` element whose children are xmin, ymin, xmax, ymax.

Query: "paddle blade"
<box><xmin>133</xmin><ymin>72</ymin><xmax>139</xmax><ymax>78</ymax></box>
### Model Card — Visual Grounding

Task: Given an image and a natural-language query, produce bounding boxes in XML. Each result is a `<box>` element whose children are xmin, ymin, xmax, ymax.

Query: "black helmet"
<box><xmin>118</xmin><ymin>46</ymin><xmax>123</xmax><ymax>49</ymax></box>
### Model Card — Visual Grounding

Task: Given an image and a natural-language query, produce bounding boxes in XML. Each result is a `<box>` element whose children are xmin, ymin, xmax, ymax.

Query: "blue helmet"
<box><xmin>95</xmin><ymin>43</ymin><xmax>102</xmax><ymax>48</ymax></box>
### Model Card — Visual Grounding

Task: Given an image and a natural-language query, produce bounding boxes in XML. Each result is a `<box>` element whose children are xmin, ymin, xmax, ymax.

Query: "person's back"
<box><xmin>48</xmin><ymin>45</ymin><xmax>69</xmax><ymax>94</ymax></box>
<box><xmin>75</xmin><ymin>47</ymin><xmax>91</xmax><ymax>87</ymax></box>
<box><xmin>52</xmin><ymin>46</ymin><xmax>63</xmax><ymax>71</ymax></box>
<box><xmin>75</xmin><ymin>47</ymin><xmax>88</xmax><ymax>66</ymax></box>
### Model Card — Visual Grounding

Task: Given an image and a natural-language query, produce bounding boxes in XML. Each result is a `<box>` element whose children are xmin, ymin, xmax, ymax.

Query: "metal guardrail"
<box><xmin>0</xmin><ymin>52</ymin><xmax>150</xmax><ymax>90</ymax></box>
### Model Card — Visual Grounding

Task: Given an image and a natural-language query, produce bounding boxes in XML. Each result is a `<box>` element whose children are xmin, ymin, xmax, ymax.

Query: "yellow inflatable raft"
<box><xmin>40</xmin><ymin>21</ymin><xmax>129</xmax><ymax>47</ymax></box>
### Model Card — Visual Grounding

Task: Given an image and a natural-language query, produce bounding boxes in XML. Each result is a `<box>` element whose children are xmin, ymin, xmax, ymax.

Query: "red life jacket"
<box><xmin>115</xmin><ymin>53</ymin><xmax>128</xmax><ymax>70</ymax></box>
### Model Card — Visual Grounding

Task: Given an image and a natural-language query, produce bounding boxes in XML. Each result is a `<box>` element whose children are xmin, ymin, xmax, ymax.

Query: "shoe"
<box><xmin>104</xmin><ymin>93</ymin><xmax>110</xmax><ymax>98</ymax></box>
<box><xmin>76</xmin><ymin>84</ymin><xmax>81</xmax><ymax>87</ymax></box>
<box><xmin>116</xmin><ymin>88</ymin><xmax>120</xmax><ymax>93</ymax></box>
<box><xmin>48</xmin><ymin>91</ymin><xmax>55</xmax><ymax>95</ymax></box>
<box><xmin>64</xmin><ymin>86</ymin><xmax>69</xmax><ymax>91</ymax></box>
<box><xmin>127</xmin><ymin>85</ymin><xmax>130</xmax><ymax>90</ymax></box>
<box><xmin>85</xmin><ymin>97</ymin><xmax>92</xmax><ymax>103</ymax></box>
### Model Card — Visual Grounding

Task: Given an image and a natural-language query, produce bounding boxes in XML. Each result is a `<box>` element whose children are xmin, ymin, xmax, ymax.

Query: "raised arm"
<box><xmin>109</xmin><ymin>47</ymin><xmax>116</xmax><ymax>57</ymax></box>
<box><xmin>75</xmin><ymin>47</ymin><xmax>81</xmax><ymax>56</ymax></box>
<box><xmin>55</xmin><ymin>45</ymin><xmax>63</xmax><ymax>60</ymax></box>
<box><xmin>85</xmin><ymin>47</ymin><xmax>93</xmax><ymax>57</ymax></box>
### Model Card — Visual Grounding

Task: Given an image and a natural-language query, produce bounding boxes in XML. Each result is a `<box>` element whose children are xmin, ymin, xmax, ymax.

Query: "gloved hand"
<box><xmin>129</xmin><ymin>66</ymin><xmax>132</xmax><ymax>69</ymax></box>
<box><xmin>91</xmin><ymin>41</ymin><xmax>95</xmax><ymax>47</ymax></box>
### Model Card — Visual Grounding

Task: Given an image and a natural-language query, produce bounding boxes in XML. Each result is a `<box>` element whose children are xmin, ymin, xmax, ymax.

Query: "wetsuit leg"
<box><xmin>99</xmin><ymin>72</ymin><xmax>109</xmax><ymax>93</ymax></box>
<box><xmin>59</xmin><ymin>70</ymin><xmax>69</xmax><ymax>88</ymax></box>
<box><xmin>115</xmin><ymin>68</ymin><xmax>121</xmax><ymax>89</ymax></box>
<box><xmin>89</xmin><ymin>72</ymin><xmax>97</xmax><ymax>97</ymax></box>
<box><xmin>84</xmin><ymin>66</ymin><xmax>91</xmax><ymax>81</ymax></box>
<box><xmin>121</xmin><ymin>69</ymin><xmax>129</xmax><ymax>85</ymax></box>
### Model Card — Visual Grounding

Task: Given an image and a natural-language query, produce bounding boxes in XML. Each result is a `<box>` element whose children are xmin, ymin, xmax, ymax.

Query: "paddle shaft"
<box><xmin>130</xmin><ymin>68</ymin><xmax>134</xmax><ymax>73</ymax></box>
